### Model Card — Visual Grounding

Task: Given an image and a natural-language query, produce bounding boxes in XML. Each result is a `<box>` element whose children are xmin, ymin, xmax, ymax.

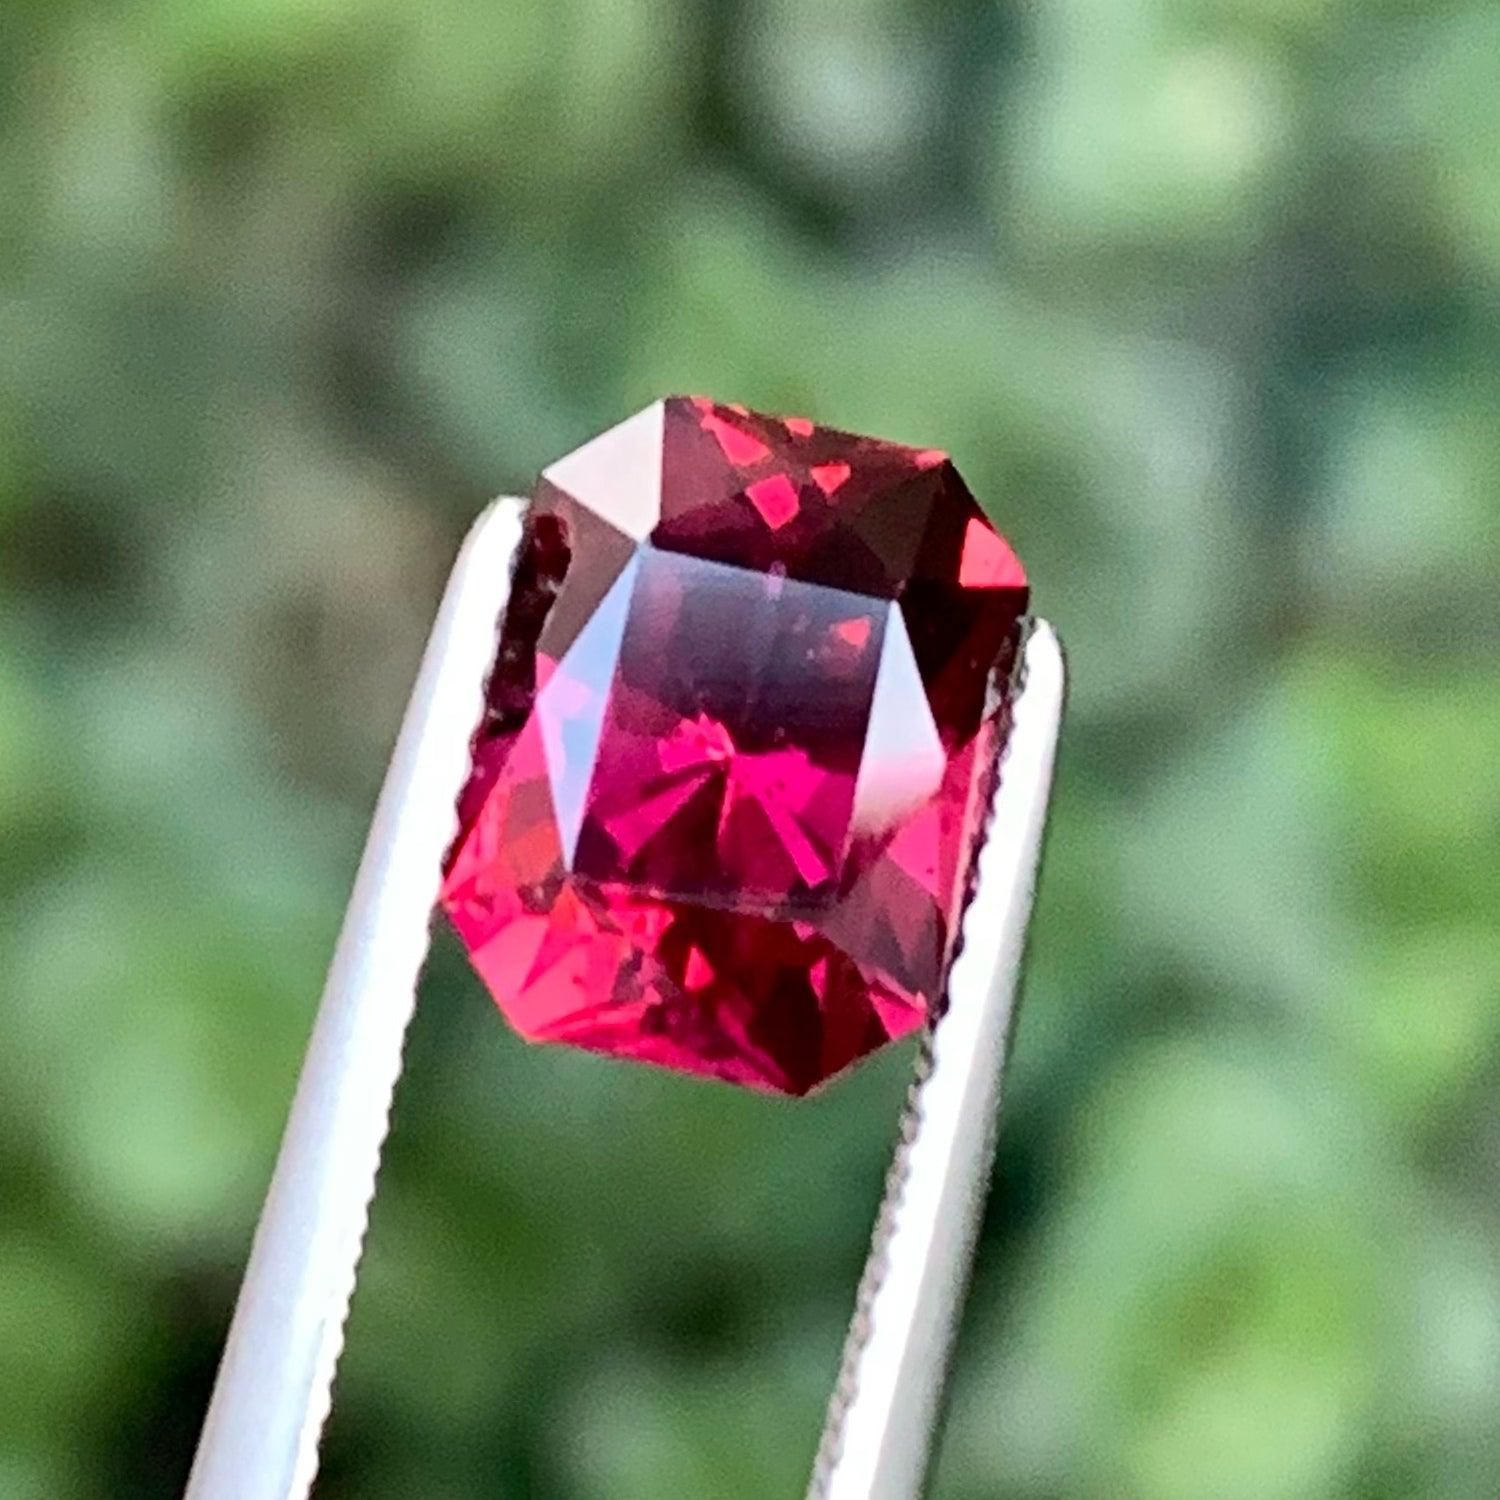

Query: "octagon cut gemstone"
<box><xmin>441</xmin><ymin>397</ymin><xmax>1028</xmax><ymax>1094</ymax></box>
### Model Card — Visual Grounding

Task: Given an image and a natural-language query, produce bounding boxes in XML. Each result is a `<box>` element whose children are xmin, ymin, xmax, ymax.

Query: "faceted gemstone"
<box><xmin>441</xmin><ymin>398</ymin><xmax>1028</xmax><ymax>1094</ymax></box>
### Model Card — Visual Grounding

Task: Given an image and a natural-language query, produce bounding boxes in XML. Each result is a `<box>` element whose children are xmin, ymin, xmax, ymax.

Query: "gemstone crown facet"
<box><xmin>441</xmin><ymin>397</ymin><xmax>1027</xmax><ymax>1094</ymax></box>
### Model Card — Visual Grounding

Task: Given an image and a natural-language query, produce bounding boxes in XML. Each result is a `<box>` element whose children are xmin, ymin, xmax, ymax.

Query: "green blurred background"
<box><xmin>3</xmin><ymin>0</ymin><xmax>1498</xmax><ymax>1495</ymax></box>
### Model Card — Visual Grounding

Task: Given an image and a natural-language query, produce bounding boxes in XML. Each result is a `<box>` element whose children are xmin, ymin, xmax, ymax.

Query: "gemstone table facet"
<box><xmin>441</xmin><ymin>398</ymin><xmax>1028</xmax><ymax>1094</ymax></box>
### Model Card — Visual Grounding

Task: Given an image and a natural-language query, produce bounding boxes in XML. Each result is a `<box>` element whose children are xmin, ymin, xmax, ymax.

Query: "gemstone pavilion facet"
<box><xmin>440</xmin><ymin>398</ymin><xmax>1028</xmax><ymax>1094</ymax></box>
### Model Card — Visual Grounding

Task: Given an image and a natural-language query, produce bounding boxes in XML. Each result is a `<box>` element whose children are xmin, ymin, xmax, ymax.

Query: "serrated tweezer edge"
<box><xmin>185</xmin><ymin>499</ymin><xmax>524</xmax><ymax>1500</ymax></box>
<box><xmin>809</xmin><ymin>617</ymin><xmax>1065</xmax><ymax>1500</ymax></box>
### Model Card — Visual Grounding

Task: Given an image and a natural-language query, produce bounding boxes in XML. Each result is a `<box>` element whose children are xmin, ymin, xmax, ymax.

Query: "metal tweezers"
<box><xmin>184</xmin><ymin>497</ymin><xmax>1064</xmax><ymax>1500</ymax></box>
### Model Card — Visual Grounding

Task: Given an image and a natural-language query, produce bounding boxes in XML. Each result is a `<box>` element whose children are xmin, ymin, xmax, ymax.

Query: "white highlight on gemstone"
<box><xmin>537</xmin><ymin>554</ymin><xmax>640</xmax><ymax>861</ymax></box>
<box><xmin>542</xmin><ymin>400</ymin><xmax>664</xmax><ymax>539</ymax></box>
<box><xmin>849</xmin><ymin>603</ymin><xmax>945</xmax><ymax>835</ymax></box>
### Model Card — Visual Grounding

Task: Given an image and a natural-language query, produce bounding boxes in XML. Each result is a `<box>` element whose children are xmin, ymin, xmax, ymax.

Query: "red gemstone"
<box><xmin>441</xmin><ymin>398</ymin><xmax>1028</xmax><ymax>1094</ymax></box>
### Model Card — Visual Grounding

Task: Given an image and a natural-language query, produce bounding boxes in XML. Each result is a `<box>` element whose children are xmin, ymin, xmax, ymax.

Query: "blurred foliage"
<box><xmin>1</xmin><ymin>0</ymin><xmax>1498</xmax><ymax>1496</ymax></box>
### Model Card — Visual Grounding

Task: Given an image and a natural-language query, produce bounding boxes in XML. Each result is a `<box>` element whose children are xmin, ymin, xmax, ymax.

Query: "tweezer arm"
<box><xmin>185</xmin><ymin>499</ymin><xmax>525</xmax><ymax>1500</ymax></box>
<box><xmin>810</xmin><ymin>620</ymin><xmax>1065</xmax><ymax>1500</ymax></box>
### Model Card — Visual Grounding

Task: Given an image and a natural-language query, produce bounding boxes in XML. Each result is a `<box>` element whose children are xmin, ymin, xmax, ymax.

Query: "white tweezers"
<box><xmin>184</xmin><ymin>497</ymin><xmax>1064</xmax><ymax>1500</ymax></box>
